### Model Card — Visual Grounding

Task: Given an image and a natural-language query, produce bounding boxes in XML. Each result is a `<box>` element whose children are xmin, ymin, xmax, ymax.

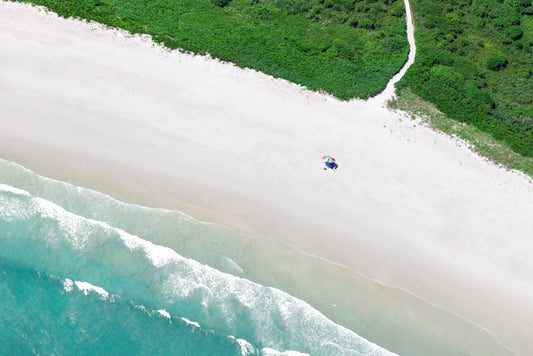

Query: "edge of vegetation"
<box><xmin>11</xmin><ymin>0</ymin><xmax>409</xmax><ymax>100</ymax></box>
<box><xmin>8</xmin><ymin>0</ymin><xmax>533</xmax><ymax>179</ymax></box>
<box><xmin>397</xmin><ymin>0</ymin><xmax>533</xmax><ymax>159</ymax></box>
<box><xmin>390</xmin><ymin>88</ymin><xmax>533</xmax><ymax>179</ymax></box>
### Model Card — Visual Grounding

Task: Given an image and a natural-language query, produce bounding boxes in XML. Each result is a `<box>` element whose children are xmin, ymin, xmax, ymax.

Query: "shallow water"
<box><xmin>0</xmin><ymin>159</ymin><xmax>512</xmax><ymax>355</ymax></box>
<box><xmin>0</xmin><ymin>159</ymin><xmax>392</xmax><ymax>356</ymax></box>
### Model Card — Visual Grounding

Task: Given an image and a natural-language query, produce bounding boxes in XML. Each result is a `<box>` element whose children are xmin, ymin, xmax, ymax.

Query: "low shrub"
<box><xmin>485</xmin><ymin>53</ymin><xmax>507</xmax><ymax>71</ymax></box>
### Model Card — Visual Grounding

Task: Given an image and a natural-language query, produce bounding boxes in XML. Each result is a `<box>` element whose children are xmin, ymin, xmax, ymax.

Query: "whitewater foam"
<box><xmin>0</xmin><ymin>183</ymin><xmax>31</xmax><ymax>197</ymax></box>
<box><xmin>181</xmin><ymin>317</ymin><xmax>201</xmax><ymax>328</ymax></box>
<box><xmin>261</xmin><ymin>348</ymin><xmax>310</xmax><ymax>356</ymax></box>
<box><xmin>63</xmin><ymin>278</ymin><xmax>111</xmax><ymax>300</ymax></box>
<box><xmin>0</xmin><ymin>158</ymin><xmax>515</xmax><ymax>356</ymax></box>
<box><xmin>0</xmin><ymin>259</ymin><xmax>248</xmax><ymax>355</ymax></box>
<box><xmin>74</xmin><ymin>281</ymin><xmax>110</xmax><ymax>300</ymax></box>
<box><xmin>0</xmin><ymin>178</ymin><xmax>393</xmax><ymax>355</ymax></box>
<box><xmin>63</xmin><ymin>278</ymin><xmax>74</xmax><ymax>292</ymax></box>
<box><xmin>158</xmin><ymin>309</ymin><xmax>171</xmax><ymax>320</ymax></box>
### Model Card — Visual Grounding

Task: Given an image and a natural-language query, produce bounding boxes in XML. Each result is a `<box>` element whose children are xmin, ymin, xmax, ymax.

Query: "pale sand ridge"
<box><xmin>1</xmin><ymin>1</ymin><xmax>533</xmax><ymax>354</ymax></box>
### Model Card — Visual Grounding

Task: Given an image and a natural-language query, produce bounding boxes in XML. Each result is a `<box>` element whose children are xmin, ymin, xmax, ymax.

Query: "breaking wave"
<box><xmin>0</xmin><ymin>177</ymin><xmax>392</xmax><ymax>355</ymax></box>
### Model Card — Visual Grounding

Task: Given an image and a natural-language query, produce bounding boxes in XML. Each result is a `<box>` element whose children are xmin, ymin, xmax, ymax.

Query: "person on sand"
<box><xmin>322</xmin><ymin>155</ymin><xmax>338</xmax><ymax>171</ymax></box>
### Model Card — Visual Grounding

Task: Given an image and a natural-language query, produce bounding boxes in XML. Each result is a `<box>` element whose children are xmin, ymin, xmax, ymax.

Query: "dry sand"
<box><xmin>2</xmin><ymin>1</ymin><xmax>533</xmax><ymax>354</ymax></box>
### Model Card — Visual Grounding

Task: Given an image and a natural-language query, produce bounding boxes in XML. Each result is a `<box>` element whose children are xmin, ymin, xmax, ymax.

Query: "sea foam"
<box><xmin>74</xmin><ymin>280</ymin><xmax>110</xmax><ymax>300</ymax></box>
<box><xmin>0</xmin><ymin>260</ymin><xmax>246</xmax><ymax>355</ymax></box>
<box><xmin>0</xmin><ymin>179</ymin><xmax>393</xmax><ymax>355</ymax></box>
<box><xmin>0</xmin><ymin>158</ymin><xmax>514</xmax><ymax>356</ymax></box>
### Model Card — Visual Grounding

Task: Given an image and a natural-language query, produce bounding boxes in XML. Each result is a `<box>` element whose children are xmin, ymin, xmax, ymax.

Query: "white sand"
<box><xmin>1</xmin><ymin>1</ymin><xmax>533</xmax><ymax>354</ymax></box>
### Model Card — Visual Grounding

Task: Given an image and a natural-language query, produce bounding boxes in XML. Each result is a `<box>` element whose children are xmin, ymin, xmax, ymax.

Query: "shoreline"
<box><xmin>0</xmin><ymin>157</ymin><xmax>514</xmax><ymax>355</ymax></box>
<box><xmin>2</xmin><ymin>1</ymin><xmax>533</xmax><ymax>354</ymax></box>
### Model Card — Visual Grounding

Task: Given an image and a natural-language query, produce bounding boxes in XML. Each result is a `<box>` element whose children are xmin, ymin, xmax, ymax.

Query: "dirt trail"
<box><xmin>370</xmin><ymin>0</ymin><xmax>416</xmax><ymax>104</ymax></box>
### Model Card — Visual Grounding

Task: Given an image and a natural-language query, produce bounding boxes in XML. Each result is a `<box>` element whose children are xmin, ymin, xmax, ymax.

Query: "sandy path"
<box><xmin>1</xmin><ymin>1</ymin><xmax>533</xmax><ymax>354</ymax></box>
<box><xmin>372</xmin><ymin>0</ymin><xmax>416</xmax><ymax>104</ymax></box>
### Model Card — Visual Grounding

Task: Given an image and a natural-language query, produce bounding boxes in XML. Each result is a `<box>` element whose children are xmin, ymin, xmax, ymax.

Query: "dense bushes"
<box><xmin>485</xmin><ymin>54</ymin><xmax>508</xmax><ymax>71</ymax></box>
<box><xmin>15</xmin><ymin>0</ymin><xmax>409</xmax><ymax>100</ymax></box>
<box><xmin>399</xmin><ymin>0</ymin><xmax>533</xmax><ymax>157</ymax></box>
<box><xmin>211</xmin><ymin>0</ymin><xmax>232</xmax><ymax>7</ymax></box>
<box><xmin>506</xmin><ymin>25</ymin><xmax>524</xmax><ymax>40</ymax></box>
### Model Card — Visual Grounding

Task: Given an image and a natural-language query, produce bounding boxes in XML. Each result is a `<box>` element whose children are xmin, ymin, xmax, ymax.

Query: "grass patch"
<box><xmin>390</xmin><ymin>88</ymin><xmax>533</xmax><ymax>179</ymax></box>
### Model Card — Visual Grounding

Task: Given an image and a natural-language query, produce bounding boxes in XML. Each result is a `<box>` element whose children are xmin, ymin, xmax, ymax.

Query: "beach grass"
<box><xmin>390</xmin><ymin>87</ymin><xmax>533</xmax><ymax>179</ymax></box>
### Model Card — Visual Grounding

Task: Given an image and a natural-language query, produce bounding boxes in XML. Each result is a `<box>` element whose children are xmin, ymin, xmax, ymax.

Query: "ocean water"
<box><xmin>0</xmin><ymin>158</ymin><xmax>515</xmax><ymax>356</ymax></box>
<box><xmin>0</xmin><ymin>159</ymin><xmax>392</xmax><ymax>356</ymax></box>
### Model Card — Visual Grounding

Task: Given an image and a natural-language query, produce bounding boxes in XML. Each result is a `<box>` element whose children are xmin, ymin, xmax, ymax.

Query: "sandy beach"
<box><xmin>2</xmin><ymin>1</ymin><xmax>533</xmax><ymax>354</ymax></box>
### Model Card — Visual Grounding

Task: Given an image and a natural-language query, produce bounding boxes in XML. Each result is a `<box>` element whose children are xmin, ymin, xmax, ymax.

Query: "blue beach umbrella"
<box><xmin>322</xmin><ymin>155</ymin><xmax>335</xmax><ymax>164</ymax></box>
<box><xmin>322</xmin><ymin>155</ymin><xmax>338</xmax><ymax>170</ymax></box>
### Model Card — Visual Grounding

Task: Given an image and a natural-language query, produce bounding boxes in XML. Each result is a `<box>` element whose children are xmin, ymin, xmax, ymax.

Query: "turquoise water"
<box><xmin>0</xmin><ymin>159</ymin><xmax>392</xmax><ymax>356</ymax></box>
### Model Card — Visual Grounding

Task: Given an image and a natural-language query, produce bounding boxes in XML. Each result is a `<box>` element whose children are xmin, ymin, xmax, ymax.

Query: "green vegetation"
<box><xmin>485</xmin><ymin>53</ymin><xmax>507</xmax><ymax>71</ymax></box>
<box><xmin>15</xmin><ymin>0</ymin><xmax>409</xmax><ymax>100</ymax></box>
<box><xmin>390</xmin><ymin>88</ymin><xmax>533</xmax><ymax>178</ymax></box>
<box><xmin>13</xmin><ymin>0</ymin><xmax>533</xmax><ymax>172</ymax></box>
<box><xmin>397</xmin><ymin>0</ymin><xmax>533</xmax><ymax>158</ymax></box>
